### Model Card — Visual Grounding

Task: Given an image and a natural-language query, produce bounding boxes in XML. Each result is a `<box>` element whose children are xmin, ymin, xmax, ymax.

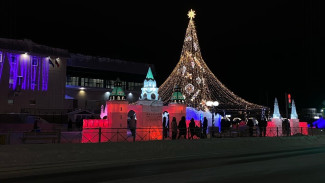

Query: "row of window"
<box><xmin>66</xmin><ymin>76</ymin><xmax>143</xmax><ymax>90</ymax></box>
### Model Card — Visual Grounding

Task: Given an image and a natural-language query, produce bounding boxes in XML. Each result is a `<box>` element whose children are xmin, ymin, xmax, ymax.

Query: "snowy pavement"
<box><xmin>1</xmin><ymin>136</ymin><xmax>325</xmax><ymax>182</ymax></box>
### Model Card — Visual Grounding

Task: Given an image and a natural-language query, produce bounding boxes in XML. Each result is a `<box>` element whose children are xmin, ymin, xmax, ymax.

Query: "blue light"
<box><xmin>313</xmin><ymin>117</ymin><xmax>325</xmax><ymax>128</ymax></box>
<box><xmin>186</xmin><ymin>107</ymin><xmax>201</xmax><ymax>121</ymax></box>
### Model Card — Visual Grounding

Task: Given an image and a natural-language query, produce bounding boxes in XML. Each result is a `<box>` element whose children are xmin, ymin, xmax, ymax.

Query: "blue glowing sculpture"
<box><xmin>140</xmin><ymin>67</ymin><xmax>159</xmax><ymax>100</ymax></box>
<box><xmin>290</xmin><ymin>100</ymin><xmax>298</xmax><ymax>119</ymax></box>
<box><xmin>273</xmin><ymin>98</ymin><xmax>281</xmax><ymax>118</ymax></box>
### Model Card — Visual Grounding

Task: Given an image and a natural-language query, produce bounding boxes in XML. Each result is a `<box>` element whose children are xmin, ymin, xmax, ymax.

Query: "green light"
<box><xmin>146</xmin><ymin>67</ymin><xmax>154</xmax><ymax>80</ymax></box>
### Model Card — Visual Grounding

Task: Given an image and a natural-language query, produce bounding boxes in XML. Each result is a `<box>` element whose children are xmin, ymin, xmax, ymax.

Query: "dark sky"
<box><xmin>1</xmin><ymin>0</ymin><xmax>324</xmax><ymax>111</ymax></box>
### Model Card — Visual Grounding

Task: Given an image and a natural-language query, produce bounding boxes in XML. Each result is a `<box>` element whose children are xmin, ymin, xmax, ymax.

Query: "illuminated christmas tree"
<box><xmin>159</xmin><ymin>9</ymin><xmax>264</xmax><ymax>111</ymax></box>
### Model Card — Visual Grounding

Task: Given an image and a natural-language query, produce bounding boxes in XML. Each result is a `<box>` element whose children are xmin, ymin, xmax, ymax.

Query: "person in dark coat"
<box><xmin>129</xmin><ymin>115</ymin><xmax>136</xmax><ymax>139</ymax></box>
<box><xmin>282</xmin><ymin>118</ymin><xmax>291</xmax><ymax>136</ymax></box>
<box><xmin>177</xmin><ymin>116</ymin><xmax>187</xmax><ymax>139</ymax></box>
<box><xmin>171</xmin><ymin>117</ymin><xmax>178</xmax><ymax>140</ymax></box>
<box><xmin>163</xmin><ymin>117</ymin><xmax>168</xmax><ymax>139</ymax></box>
<box><xmin>258</xmin><ymin>115</ymin><xmax>268</xmax><ymax>137</ymax></box>
<box><xmin>189</xmin><ymin>118</ymin><xmax>196</xmax><ymax>139</ymax></box>
<box><xmin>220</xmin><ymin>118</ymin><xmax>226</xmax><ymax>133</ymax></box>
<box><xmin>203</xmin><ymin>117</ymin><xmax>208</xmax><ymax>138</ymax></box>
<box><xmin>247</xmin><ymin>118</ymin><xmax>254</xmax><ymax>137</ymax></box>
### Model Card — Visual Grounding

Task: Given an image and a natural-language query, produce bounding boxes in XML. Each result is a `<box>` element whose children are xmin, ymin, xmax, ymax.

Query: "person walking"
<box><xmin>177</xmin><ymin>116</ymin><xmax>187</xmax><ymax>139</ymax></box>
<box><xmin>189</xmin><ymin>118</ymin><xmax>195</xmax><ymax>139</ymax></box>
<box><xmin>247</xmin><ymin>118</ymin><xmax>254</xmax><ymax>137</ymax></box>
<box><xmin>282</xmin><ymin>118</ymin><xmax>291</xmax><ymax>136</ymax></box>
<box><xmin>129</xmin><ymin>115</ymin><xmax>136</xmax><ymax>141</ymax></box>
<box><xmin>171</xmin><ymin>117</ymin><xmax>177</xmax><ymax>140</ymax></box>
<box><xmin>163</xmin><ymin>117</ymin><xmax>168</xmax><ymax>139</ymax></box>
<box><xmin>203</xmin><ymin>117</ymin><xmax>208</xmax><ymax>138</ymax></box>
<box><xmin>258</xmin><ymin>115</ymin><xmax>267</xmax><ymax>137</ymax></box>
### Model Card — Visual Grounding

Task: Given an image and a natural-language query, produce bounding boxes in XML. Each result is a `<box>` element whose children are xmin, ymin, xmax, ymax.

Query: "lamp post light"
<box><xmin>206</xmin><ymin>100</ymin><xmax>219</xmax><ymax>137</ymax></box>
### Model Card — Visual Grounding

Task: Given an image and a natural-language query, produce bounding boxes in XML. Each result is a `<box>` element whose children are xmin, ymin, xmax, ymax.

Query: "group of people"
<box><xmin>246</xmin><ymin>116</ymin><xmax>268</xmax><ymax>137</ymax></box>
<box><xmin>220</xmin><ymin>115</ymin><xmax>268</xmax><ymax>137</ymax></box>
<box><xmin>169</xmin><ymin>116</ymin><xmax>208</xmax><ymax>140</ymax></box>
<box><xmin>130</xmin><ymin>113</ymin><xmax>275</xmax><ymax>140</ymax></box>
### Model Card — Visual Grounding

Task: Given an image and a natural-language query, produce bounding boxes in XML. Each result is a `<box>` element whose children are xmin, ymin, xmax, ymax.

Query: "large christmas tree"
<box><xmin>159</xmin><ymin>9</ymin><xmax>264</xmax><ymax>111</ymax></box>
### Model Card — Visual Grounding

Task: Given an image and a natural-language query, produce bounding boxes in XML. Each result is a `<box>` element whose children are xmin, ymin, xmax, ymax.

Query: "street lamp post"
<box><xmin>207</xmin><ymin>101</ymin><xmax>219</xmax><ymax>137</ymax></box>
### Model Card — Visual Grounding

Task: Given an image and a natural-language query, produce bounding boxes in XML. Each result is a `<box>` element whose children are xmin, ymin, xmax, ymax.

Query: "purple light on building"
<box><xmin>0</xmin><ymin>52</ymin><xmax>4</xmax><ymax>81</ymax></box>
<box><xmin>8</xmin><ymin>53</ymin><xmax>19</xmax><ymax>90</ymax></box>
<box><xmin>42</xmin><ymin>57</ymin><xmax>49</xmax><ymax>91</ymax></box>
<box><xmin>7</xmin><ymin>53</ymin><xmax>49</xmax><ymax>91</ymax></box>
<box><xmin>20</xmin><ymin>54</ymin><xmax>29</xmax><ymax>90</ymax></box>
<box><xmin>38</xmin><ymin>57</ymin><xmax>41</xmax><ymax>91</ymax></box>
<box><xmin>31</xmin><ymin>57</ymin><xmax>38</xmax><ymax>91</ymax></box>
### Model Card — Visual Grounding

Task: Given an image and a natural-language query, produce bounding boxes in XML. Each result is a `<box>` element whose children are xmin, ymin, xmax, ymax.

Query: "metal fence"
<box><xmin>1</xmin><ymin>127</ymin><xmax>325</xmax><ymax>145</ymax></box>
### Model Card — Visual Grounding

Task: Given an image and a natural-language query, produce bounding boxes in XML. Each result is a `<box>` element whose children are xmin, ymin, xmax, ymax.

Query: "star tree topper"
<box><xmin>187</xmin><ymin>9</ymin><xmax>196</xmax><ymax>19</ymax></box>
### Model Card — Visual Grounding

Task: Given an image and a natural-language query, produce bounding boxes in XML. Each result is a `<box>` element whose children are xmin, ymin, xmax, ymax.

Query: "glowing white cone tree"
<box><xmin>273</xmin><ymin>98</ymin><xmax>281</xmax><ymax>118</ymax></box>
<box><xmin>159</xmin><ymin>9</ymin><xmax>264</xmax><ymax>111</ymax></box>
<box><xmin>290</xmin><ymin>100</ymin><xmax>298</xmax><ymax>119</ymax></box>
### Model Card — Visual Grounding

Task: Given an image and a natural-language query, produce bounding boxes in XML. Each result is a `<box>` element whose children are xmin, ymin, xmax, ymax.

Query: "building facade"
<box><xmin>0</xmin><ymin>38</ymin><xmax>69</xmax><ymax>115</ymax></box>
<box><xmin>0</xmin><ymin>38</ymin><xmax>155</xmax><ymax>122</ymax></box>
<box><xmin>83</xmin><ymin>69</ymin><xmax>187</xmax><ymax>142</ymax></box>
<box><xmin>65</xmin><ymin>53</ymin><xmax>155</xmax><ymax>113</ymax></box>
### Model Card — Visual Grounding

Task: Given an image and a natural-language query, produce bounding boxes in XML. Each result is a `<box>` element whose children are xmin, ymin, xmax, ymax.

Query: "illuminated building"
<box><xmin>65</xmin><ymin>53</ymin><xmax>154</xmax><ymax>113</ymax></box>
<box><xmin>84</xmin><ymin>78</ymin><xmax>187</xmax><ymax>143</ymax></box>
<box><xmin>0</xmin><ymin>38</ymin><xmax>69</xmax><ymax>115</ymax></box>
<box><xmin>140</xmin><ymin>67</ymin><xmax>159</xmax><ymax>100</ymax></box>
<box><xmin>0</xmin><ymin>38</ymin><xmax>155</xmax><ymax>124</ymax></box>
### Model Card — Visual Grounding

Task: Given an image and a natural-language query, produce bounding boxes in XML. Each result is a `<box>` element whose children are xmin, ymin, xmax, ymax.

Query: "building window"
<box><xmin>32</xmin><ymin>58</ymin><xmax>38</xmax><ymax>66</ymax></box>
<box><xmin>121</xmin><ymin>81</ymin><xmax>126</xmax><ymax>90</ymax></box>
<box><xmin>11</xmin><ymin>56</ymin><xmax>16</xmax><ymax>64</ymax></box>
<box><xmin>94</xmin><ymin>79</ymin><xmax>103</xmax><ymax>88</ymax></box>
<box><xmin>128</xmin><ymin>82</ymin><xmax>134</xmax><ymax>90</ymax></box>
<box><xmin>88</xmin><ymin>78</ymin><xmax>94</xmax><ymax>87</ymax></box>
<box><xmin>106</xmin><ymin>80</ymin><xmax>115</xmax><ymax>89</ymax></box>
<box><xmin>81</xmin><ymin>78</ymin><xmax>84</xmax><ymax>86</ymax></box>
<box><xmin>80</xmin><ymin>78</ymin><xmax>89</xmax><ymax>87</ymax></box>
<box><xmin>135</xmin><ymin>82</ymin><xmax>143</xmax><ymax>87</ymax></box>
<box><xmin>66</xmin><ymin>76</ymin><xmax>79</xmax><ymax>86</ymax></box>
<box><xmin>105</xmin><ymin>80</ymin><xmax>110</xmax><ymax>88</ymax></box>
<box><xmin>80</xmin><ymin>78</ymin><xmax>104</xmax><ymax>88</ymax></box>
<box><xmin>17</xmin><ymin>76</ymin><xmax>23</xmax><ymax>86</ymax></box>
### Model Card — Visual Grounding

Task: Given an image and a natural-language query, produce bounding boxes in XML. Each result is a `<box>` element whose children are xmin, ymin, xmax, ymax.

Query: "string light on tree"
<box><xmin>159</xmin><ymin>9</ymin><xmax>265</xmax><ymax>111</ymax></box>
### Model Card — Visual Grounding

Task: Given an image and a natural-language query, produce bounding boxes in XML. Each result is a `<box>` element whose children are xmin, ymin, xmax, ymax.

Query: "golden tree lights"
<box><xmin>159</xmin><ymin>10</ymin><xmax>265</xmax><ymax>111</ymax></box>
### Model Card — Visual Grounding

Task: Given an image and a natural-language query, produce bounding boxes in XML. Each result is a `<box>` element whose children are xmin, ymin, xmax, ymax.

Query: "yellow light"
<box><xmin>78</xmin><ymin>90</ymin><xmax>86</xmax><ymax>97</ymax></box>
<box><xmin>187</xmin><ymin>9</ymin><xmax>196</xmax><ymax>19</ymax></box>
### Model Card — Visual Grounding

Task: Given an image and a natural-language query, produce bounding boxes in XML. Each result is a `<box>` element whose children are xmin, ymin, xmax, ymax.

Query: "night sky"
<box><xmin>1</xmin><ymin>0</ymin><xmax>323</xmax><ymax>111</ymax></box>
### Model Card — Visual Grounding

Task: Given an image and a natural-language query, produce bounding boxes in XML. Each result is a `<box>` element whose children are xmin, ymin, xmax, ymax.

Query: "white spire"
<box><xmin>290</xmin><ymin>100</ymin><xmax>298</xmax><ymax>119</ymax></box>
<box><xmin>141</xmin><ymin>67</ymin><xmax>159</xmax><ymax>100</ymax></box>
<box><xmin>273</xmin><ymin>98</ymin><xmax>281</xmax><ymax>118</ymax></box>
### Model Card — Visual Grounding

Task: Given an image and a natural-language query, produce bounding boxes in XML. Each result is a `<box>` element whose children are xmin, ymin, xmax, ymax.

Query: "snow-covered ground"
<box><xmin>1</xmin><ymin>136</ymin><xmax>325</xmax><ymax>182</ymax></box>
